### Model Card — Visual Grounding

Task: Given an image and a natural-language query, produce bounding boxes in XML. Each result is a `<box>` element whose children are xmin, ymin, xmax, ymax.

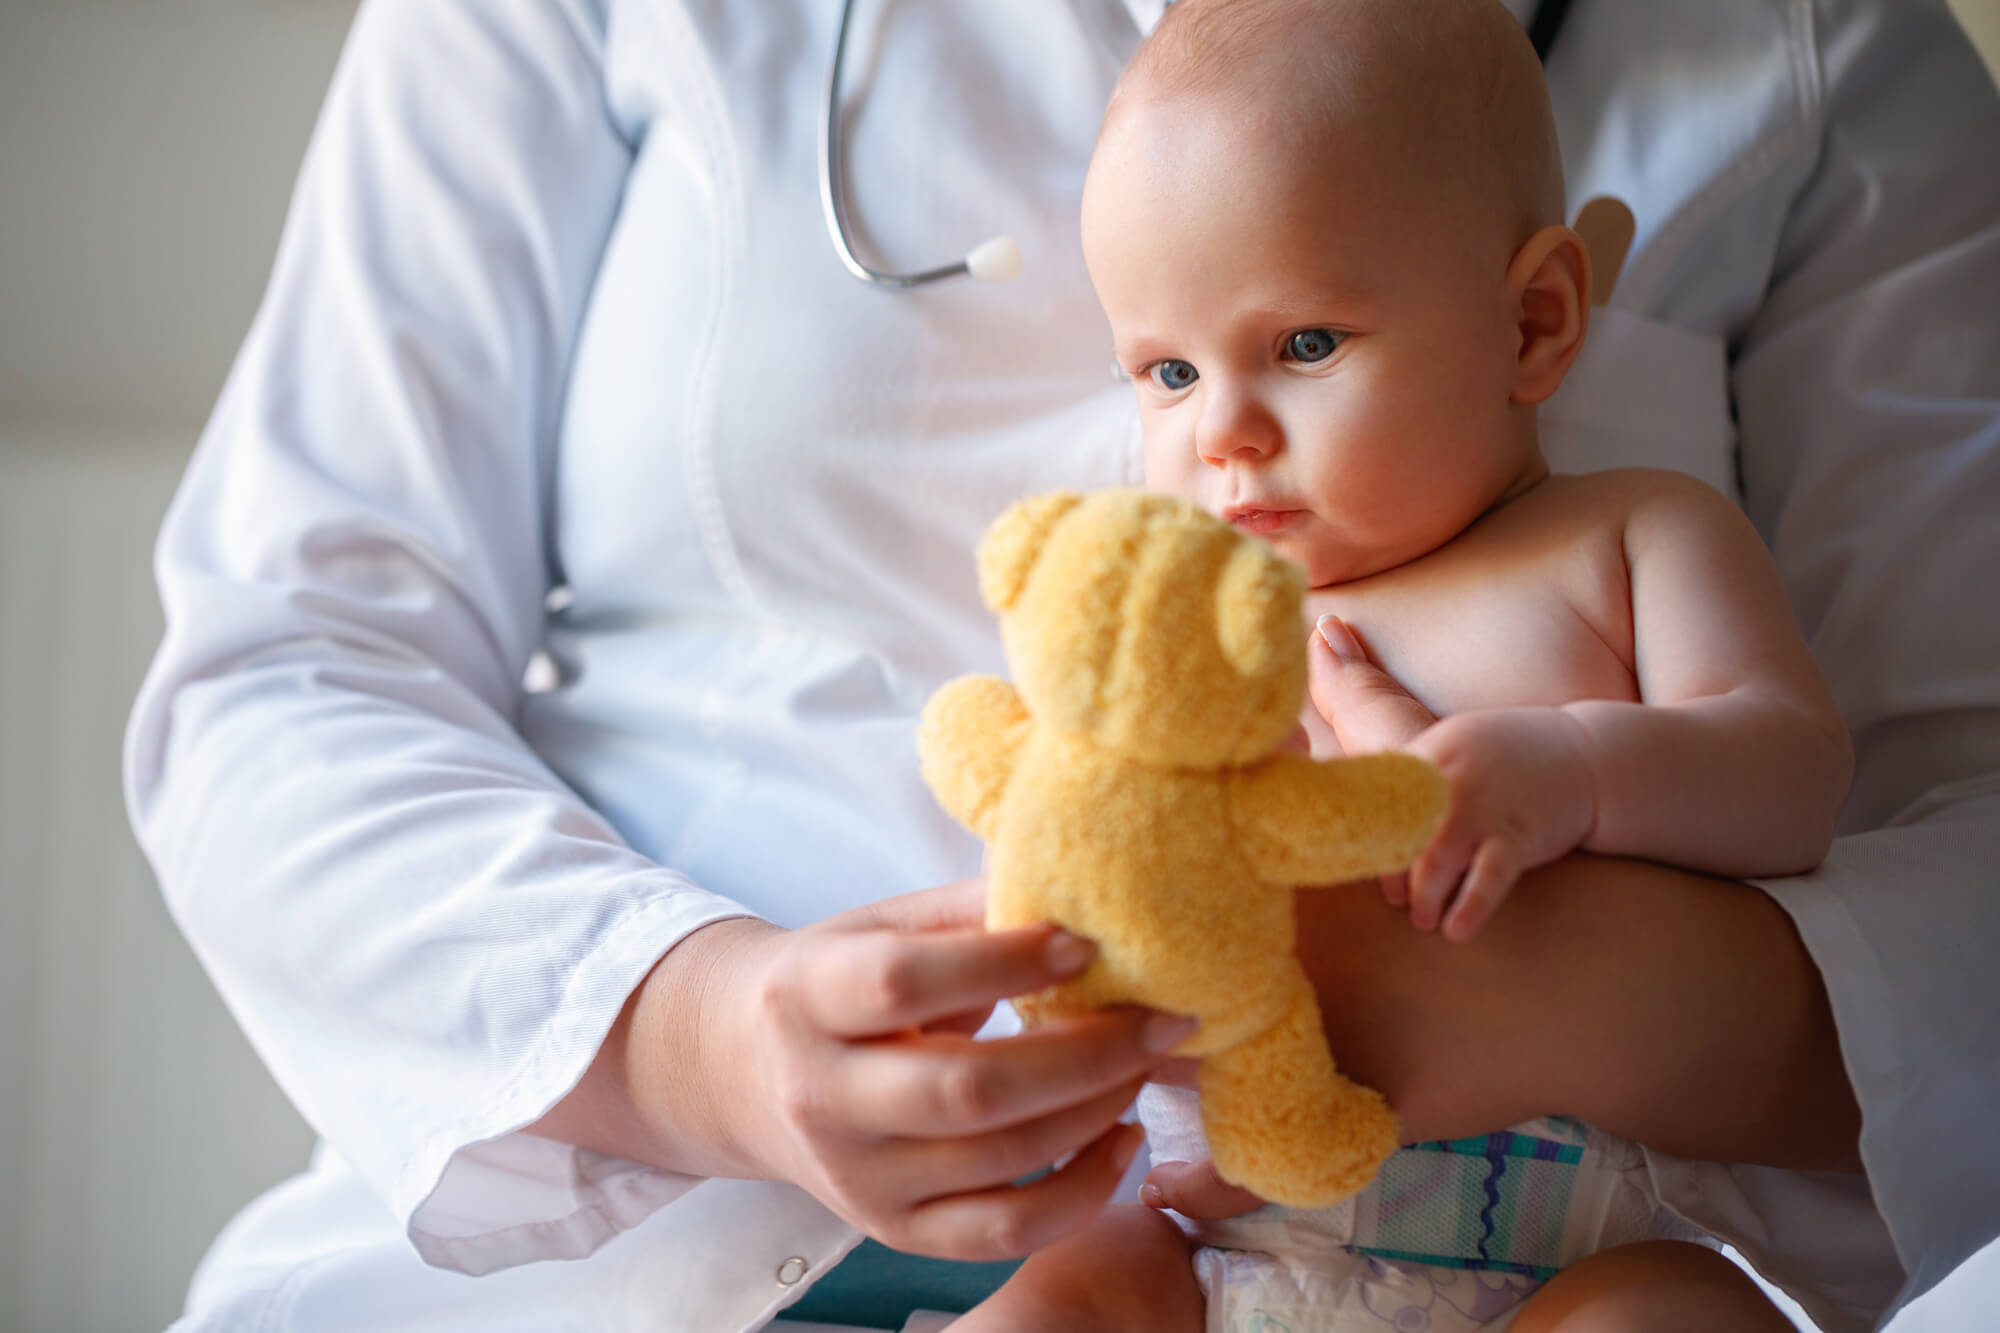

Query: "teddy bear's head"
<box><xmin>979</xmin><ymin>490</ymin><xmax>1306</xmax><ymax>768</ymax></box>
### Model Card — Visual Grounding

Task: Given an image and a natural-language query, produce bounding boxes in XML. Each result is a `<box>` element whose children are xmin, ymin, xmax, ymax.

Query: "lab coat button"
<box><xmin>776</xmin><ymin>1256</ymin><xmax>810</xmax><ymax>1285</ymax></box>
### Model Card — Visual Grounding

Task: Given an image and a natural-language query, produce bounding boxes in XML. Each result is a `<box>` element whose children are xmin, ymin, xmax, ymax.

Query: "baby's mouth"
<box><xmin>1222</xmin><ymin>505</ymin><xmax>1308</xmax><ymax>536</ymax></box>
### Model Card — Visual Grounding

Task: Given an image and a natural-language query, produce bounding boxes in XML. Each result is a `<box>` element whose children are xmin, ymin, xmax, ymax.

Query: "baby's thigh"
<box><xmin>951</xmin><ymin>1204</ymin><xmax>1203</xmax><ymax>1333</ymax></box>
<box><xmin>1510</xmin><ymin>1241</ymin><xmax>1793</xmax><ymax>1333</ymax></box>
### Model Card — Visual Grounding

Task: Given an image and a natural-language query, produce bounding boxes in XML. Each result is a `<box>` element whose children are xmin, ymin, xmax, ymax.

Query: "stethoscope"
<box><xmin>820</xmin><ymin>0</ymin><xmax>1577</xmax><ymax>290</ymax></box>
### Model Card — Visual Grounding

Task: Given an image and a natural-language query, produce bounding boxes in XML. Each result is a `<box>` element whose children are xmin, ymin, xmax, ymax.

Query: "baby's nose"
<box><xmin>1196</xmin><ymin>393</ymin><xmax>1283</xmax><ymax>464</ymax></box>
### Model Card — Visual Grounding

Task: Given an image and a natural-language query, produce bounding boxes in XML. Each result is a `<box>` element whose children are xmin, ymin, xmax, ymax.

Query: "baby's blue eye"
<box><xmin>1149</xmin><ymin>360</ymin><xmax>1199</xmax><ymax>391</ymax></box>
<box><xmin>1286</xmin><ymin>329</ymin><xmax>1342</xmax><ymax>362</ymax></box>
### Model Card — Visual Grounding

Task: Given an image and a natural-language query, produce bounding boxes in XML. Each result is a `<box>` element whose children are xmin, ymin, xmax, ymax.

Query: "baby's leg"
<box><xmin>1511</xmin><ymin>1241</ymin><xmax>1794</xmax><ymax>1333</ymax></box>
<box><xmin>949</xmin><ymin>1203</ymin><xmax>1204</xmax><ymax>1332</ymax></box>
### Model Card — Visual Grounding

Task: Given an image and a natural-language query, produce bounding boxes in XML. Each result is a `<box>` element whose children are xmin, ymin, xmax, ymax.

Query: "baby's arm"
<box><xmin>1389</xmin><ymin>472</ymin><xmax>1852</xmax><ymax>939</ymax></box>
<box><xmin>1567</xmin><ymin>472</ymin><xmax>1852</xmax><ymax>871</ymax></box>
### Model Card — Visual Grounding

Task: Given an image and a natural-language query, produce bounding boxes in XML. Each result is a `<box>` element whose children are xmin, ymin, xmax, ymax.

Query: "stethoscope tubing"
<box><xmin>818</xmin><ymin>0</ymin><xmax>974</xmax><ymax>286</ymax></box>
<box><xmin>820</xmin><ymin>0</ymin><xmax>1574</xmax><ymax>289</ymax></box>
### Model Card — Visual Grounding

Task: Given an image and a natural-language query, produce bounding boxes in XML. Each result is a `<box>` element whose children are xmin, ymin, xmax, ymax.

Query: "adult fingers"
<box><xmin>1380</xmin><ymin>869</ymin><xmax>1411</xmax><ymax>909</ymax></box>
<box><xmin>837</xmin><ymin>1008</ymin><xmax>1195</xmax><ymax>1136</ymax></box>
<box><xmin>795</xmin><ymin>922</ymin><xmax>1097</xmax><ymax>1038</ymax></box>
<box><xmin>836</xmin><ymin>875</ymin><xmax>988</xmax><ymax>934</ymax></box>
<box><xmin>869</xmin><ymin>1077</ymin><xmax>1146</xmax><ymax>1203</ymax></box>
<box><xmin>1442</xmin><ymin>841</ymin><xmax>1517</xmax><ymax>943</ymax></box>
<box><xmin>926</xmin><ymin>1006</ymin><xmax>999</xmax><ymax>1038</ymax></box>
<box><xmin>1140</xmin><ymin>1159</ymin><xmax>1266</xmax><ymax>1219</ymax></box>
<box><xmin>1309</xmin><ymin>616</ymin><xmax>1437</xmax><ymax>754</ymax></box>
<box><xmin>899</xmin><ymin>1122</ymin><xmax>1147</xmax><ymax>1261</ymax></box>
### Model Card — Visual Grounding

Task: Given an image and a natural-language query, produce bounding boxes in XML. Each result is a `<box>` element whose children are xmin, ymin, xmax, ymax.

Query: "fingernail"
<box><xmin>1317</xmin><ymin>614</ymin><xmax>1361</xmax><ymax>663</ymax></box>
<box><xmin>1044</xmin><ymin>930</ymin><xmax>1095</xmax><ymax>976</ymax></box>
<box><xmin>1140</xmin><ymin>1182</ymin><xmax>1166</xmax><ymax>1208</ymax></box>
<box><xmin>1142</xmin><ymin>1013</ymin><xmax>1198</xmax><ymax>1055</ymax></box>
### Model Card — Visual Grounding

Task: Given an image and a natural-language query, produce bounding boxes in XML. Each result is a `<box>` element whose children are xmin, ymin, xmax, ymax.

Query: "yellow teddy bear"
<box><xmin>918</xmin><ymin>490</ymin><xmax>1447</xmax><ymax>1207</ymax></box>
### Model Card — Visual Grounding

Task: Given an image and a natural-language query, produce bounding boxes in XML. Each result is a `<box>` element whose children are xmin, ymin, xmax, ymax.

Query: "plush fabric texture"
<box><xmin>919</xmin><ymin>490</ymin><xmax>1447</xmax><ymax>1206</ymax></box>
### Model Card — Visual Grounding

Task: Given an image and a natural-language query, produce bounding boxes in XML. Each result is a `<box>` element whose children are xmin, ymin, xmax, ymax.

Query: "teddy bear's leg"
<box><xmin>1197</xmin><ymin>973</ymin><xmax>1399</xmax><ymax>1209</ymax></box>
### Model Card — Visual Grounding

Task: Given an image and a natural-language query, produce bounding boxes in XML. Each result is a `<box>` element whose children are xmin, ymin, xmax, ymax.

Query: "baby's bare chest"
<box><xmin>1300</xmin><ymin>501</ymin><xmax>1640</xmax><ymax>751</ymax></box>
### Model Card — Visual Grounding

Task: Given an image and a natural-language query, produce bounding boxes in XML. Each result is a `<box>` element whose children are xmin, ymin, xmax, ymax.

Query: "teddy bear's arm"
<box><xmin>1231</xmin><ymin>752</ymin><xmax>1447</xmax><ymax>885</ymax></box>
<box><xmin>917</xmin><ymin>675</ymin><xmax>1033</xmax><ymax>840</ymax></box>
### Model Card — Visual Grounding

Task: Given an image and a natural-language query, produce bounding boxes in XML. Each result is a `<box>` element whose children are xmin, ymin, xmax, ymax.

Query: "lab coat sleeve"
<box><xmin>1667</xmin><ymin>1</ymin><xmax>2000</xmax><ymax>1325</ymax></box>
<box><xmin>123</xmin><ymin>0</ymin><xmax>753</xmax><ymax>1276</ymax></box>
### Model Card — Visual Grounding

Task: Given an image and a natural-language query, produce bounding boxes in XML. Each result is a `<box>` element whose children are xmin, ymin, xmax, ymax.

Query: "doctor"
<box><xmin>127</xmin><ymin>1</ymin><xmax>2000</xmax><ymax>1331</ymax></box>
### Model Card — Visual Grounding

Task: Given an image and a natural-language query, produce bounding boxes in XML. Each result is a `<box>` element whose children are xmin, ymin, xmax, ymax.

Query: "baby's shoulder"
<box><xmin>1518</xmin><ymin>467</ymin><xmax>1741</xmax><ymax>542</ymax></box>
<box><xmin>1531</xmin><ymin>466</ymin><xmax>1730</xmax><ymax>514</ymax></box>
<box><xmin>1522</xmin><ymin>469</ymin><xmax>1776</xmax><ymax>601</ymax></box>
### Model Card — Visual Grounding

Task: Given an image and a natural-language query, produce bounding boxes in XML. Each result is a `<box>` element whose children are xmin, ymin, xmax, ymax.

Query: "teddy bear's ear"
<box><xmin>1214</xmin><ymin>539</ymin><xmax>1303</xmax><ymax>678</ymax></box>
<box><xmin>978</xmin><ymin>492</ymin><xmax>1085</xmax><ymax>613</ymax></box>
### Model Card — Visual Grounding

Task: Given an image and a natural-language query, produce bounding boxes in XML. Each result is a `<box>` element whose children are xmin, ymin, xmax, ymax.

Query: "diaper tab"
<box><xmin>1349</xmin><ymin>1118</ymin><xmax>1618</xmax><ymax>1278</ymax></box>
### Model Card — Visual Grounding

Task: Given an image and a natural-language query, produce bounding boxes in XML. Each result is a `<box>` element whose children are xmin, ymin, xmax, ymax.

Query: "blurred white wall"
<box><xmin>0</xmin><ymin>0</ymin><xmax>361</xmax><ymax>427</ymax></box>
<box><xmin>0</xmin><ymin>2</ymin><xmax>1995</xmax><ymax>1332</ymax></box>
<box><xmin>0</xmin><ymin>435</ymin><xmax>317</xmax><ymax>1333</ymax></box>
<box><xmin>1962</xmin><ymin>0</ymin><xmax>2000</xmax><ymax>76</ymax></box>
<box><xmin>1</xmin><ymin>4</ymin><xmax>357</xmax><ymax>1331</ymax></box>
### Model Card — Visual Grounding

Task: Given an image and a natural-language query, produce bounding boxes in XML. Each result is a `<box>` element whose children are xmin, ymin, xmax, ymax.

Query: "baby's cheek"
<box><xmin>1138</xmin><ymin>422</ymin><xmax>1203</xmax><ymax>499</ymax></box>
<box><xmin>1139</xmin><ymin>438</ymin><xmax>1184</xmax><ymax>494</ymax></box>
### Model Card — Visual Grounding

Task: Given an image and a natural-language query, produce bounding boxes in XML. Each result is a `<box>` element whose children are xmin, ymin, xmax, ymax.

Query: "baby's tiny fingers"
<box><xmin>1442</xmin><ymin>841</ymin><xmax>1517</xmax><ymax>943</ymax></box>
<box><xmin>1379</xmin><ymin>870</ymin><xmax>1410</xmax><ymax>909</ymax></box>
<box><xmin>1408</xmin><ymin>838</ymin><xmax>1470</xmax><ymax>932</ymax></box>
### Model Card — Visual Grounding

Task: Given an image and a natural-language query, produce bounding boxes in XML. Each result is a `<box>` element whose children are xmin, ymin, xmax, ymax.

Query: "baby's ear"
<box><xmin>1507</xmin><ymin>223</ymin><xmax>1590</xmax><ymax>406</ymax></box>
<box><xmin>978</xmin><ymin>492</ymin><xmax>1084</xmax><ymax>612</ymax></box>
<box><xmin>1214</xmin><ymin>540</ymin><xmax>1302</xmax><ymax>678</ymax></box>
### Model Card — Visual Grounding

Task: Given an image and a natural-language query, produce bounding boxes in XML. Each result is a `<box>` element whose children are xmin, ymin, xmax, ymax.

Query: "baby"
<box><xmin>949</xmin><ymin>0</ymin><xmax>1850</xmax><ymax>1330</ymax></box>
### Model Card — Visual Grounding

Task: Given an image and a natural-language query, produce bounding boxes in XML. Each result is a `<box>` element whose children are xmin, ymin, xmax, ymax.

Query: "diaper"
<box><xmin>1192</xmin><ymin>1246</ymin><xmax>1540</xmax><ymax>1332</ymax></box>
<box><xmin>1138</xmin><ymin>1086</ymin><xmax>1708</xmax><ymax>1333</ymax></box>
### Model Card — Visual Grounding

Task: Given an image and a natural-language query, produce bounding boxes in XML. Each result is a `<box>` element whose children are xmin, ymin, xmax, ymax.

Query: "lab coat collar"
<box><xmin>1120</xmin><ymin>0</ymin><xmax>1539</xmax><ymax>37</ymax></box>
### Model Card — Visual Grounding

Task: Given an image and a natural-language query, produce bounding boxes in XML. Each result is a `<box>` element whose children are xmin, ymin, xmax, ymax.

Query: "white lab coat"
<box><xmin>125</xmin><ymin>0</ymin><xmax>2000</xmax><ymax>1330</ymax></box>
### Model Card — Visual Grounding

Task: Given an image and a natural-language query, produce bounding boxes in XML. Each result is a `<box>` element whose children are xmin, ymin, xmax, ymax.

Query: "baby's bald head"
<box><xmin>1103</xmin><ymin>0</ymin><xmax>1564</xmax><ymax>255</ymax></box>
<box><xmin>1084</xmin><ymin>1</ymin><xmax>1592</xmax><ymax>590</ymax></box>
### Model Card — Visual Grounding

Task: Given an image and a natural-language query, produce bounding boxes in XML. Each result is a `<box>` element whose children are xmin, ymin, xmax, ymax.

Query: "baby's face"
<box><xmin>1083</xmin><ymin>100</ymin><xmax>1545</xmax><ymax>587</ymax></box>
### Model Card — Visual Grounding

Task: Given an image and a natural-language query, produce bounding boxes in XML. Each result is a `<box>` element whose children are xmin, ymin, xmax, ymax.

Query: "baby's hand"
<box><xmin>1304</xmin><ymin>620</ymin><xmax>1596</xmax><ymax>940</ymax></box>
<box><xmin>1401</xmin><ymin>710</ymin><xmax>1597</xmax><ymax>940</ymax></box>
